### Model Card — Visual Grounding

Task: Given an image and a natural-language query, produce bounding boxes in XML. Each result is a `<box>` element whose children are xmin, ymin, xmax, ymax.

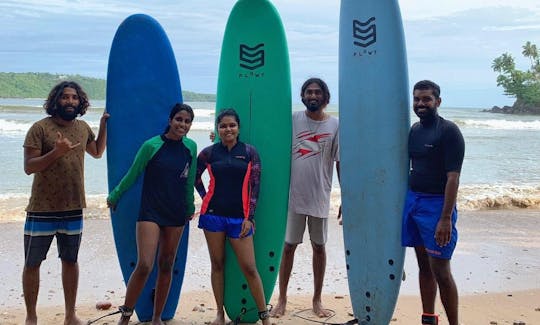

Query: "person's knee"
<box><xmin>432</xmin><ymin>267</ymin><xmax>454</xmax><ymax>285</ymax></box>
<box><xmin>23</xmin><ymin>264</ymin><xmax>41</xmax><ymax>273</ymax></box>
<box><xmin>24</xmin><ymin>254</ymin><xmax>45</xmax><ymax>268</ymax></box>
<box><xmin>283</xmin><ymin>242</ymin><xmax>297</xmax><ymax>255</ymax></box>
<box><xmin>415</xmin><ymin>250</ymin><xmax>433</xmax><ymax>275</ymax></box>
<box><xmin>61</xmin><ymin>260</ymin><xmax>78</xmax><ymax>270</ymax></box>
<box><xmin>311</xmin><ymin>242</ymin><xmax>325</xmax><ymax>255</ymax></box>
<box><xmin>240</xmin><ymin>263</ymin><xmax>259</xmax><ymax>280</ymax></box>
<box><xmin>158</xmin><ymin>256</ymin><xmax>175</xmax><ymax>273</ymax></box>
<box><xmin>417</xmin><ymin>261</ymin><xmax>434</xmax><ymax>277</ymax></box>
<box><xmin>134</xmin><ymin>259</ymin><xmax>154</xmax><ymax>276</ymax></box>
<box><xmin>210</xmin><ymin>257</ymin><xmax>225</xmax><ymax>273</ymax></box>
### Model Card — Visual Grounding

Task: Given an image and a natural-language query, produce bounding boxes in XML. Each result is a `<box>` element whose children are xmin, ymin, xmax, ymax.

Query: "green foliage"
<box><xmin>0</xmin><ymin>72</ymin><xmax>106</xmax><ymax>99</ymax></box>
<box><xmin>182</xmin><ymin>90</ymin><xmax>216</xmax><ymax>102</ymax></box>
<box><xmin>0</xmin><ymin>72</ymin><xmax>216</xmax><ymax>102</ymax></box>
<box><xmin>492</xmin><ymin>42</ymin><xmax>540</xmax><ymax>107</ymax></box>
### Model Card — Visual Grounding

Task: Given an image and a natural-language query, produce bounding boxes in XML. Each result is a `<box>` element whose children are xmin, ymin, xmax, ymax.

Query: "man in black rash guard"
<box><xmin>401</xmin><ymin>80</ymin><xmax>465</xmax><ymax>325</ymax></box>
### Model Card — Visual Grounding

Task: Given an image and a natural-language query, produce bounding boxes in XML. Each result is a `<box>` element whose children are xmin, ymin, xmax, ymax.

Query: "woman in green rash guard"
<box><xmin>107</xmin><ymin>103</ymin><xmax>197</xmax><ymax>325</ymax></box>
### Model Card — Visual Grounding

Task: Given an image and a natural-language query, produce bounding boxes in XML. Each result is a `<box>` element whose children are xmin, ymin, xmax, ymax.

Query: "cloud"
<box><xmin>484</xmin><ymin>24</ymin><xmax>540</xmax><ymax>31</ymax></box>
<box><xmin>0</xmin><ymin>0</ymin><xmax>539</xmax><ymax>107</ymax></box>
<box><xmin>400</xmin><ymin>0</ymin><xmax>540</xmax><ymax>20</ymax></box>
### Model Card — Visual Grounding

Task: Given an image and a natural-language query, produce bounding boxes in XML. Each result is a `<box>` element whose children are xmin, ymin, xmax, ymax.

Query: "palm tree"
<box><xmin>522</xmin><ymin>41</ymin><xmax>538</xmax><ymax>70</ymax></box>
<box><xmin>491</xmin><ymin>53</ymin><xmax>515</xmax><ymax>74</ymax></box>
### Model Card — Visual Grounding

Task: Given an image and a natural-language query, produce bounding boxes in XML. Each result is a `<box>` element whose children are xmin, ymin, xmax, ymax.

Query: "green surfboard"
<box><xmin>216</xmin><ymin>0</ymin><xmax>291</xmax><ymax>322</ymax></box>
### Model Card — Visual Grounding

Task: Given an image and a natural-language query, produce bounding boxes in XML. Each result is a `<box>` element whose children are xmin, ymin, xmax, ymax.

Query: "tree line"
<box><xmin>0</xmin><ymin>72</ymin><xmax>216</xmax><ymax>102</ymax></box>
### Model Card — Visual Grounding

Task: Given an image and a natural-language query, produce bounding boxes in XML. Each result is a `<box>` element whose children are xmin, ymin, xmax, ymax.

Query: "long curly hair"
<box><xmin>43</xmin><ymin>81</ymin><xmax>90</xmax><ymax>117</ymax></box>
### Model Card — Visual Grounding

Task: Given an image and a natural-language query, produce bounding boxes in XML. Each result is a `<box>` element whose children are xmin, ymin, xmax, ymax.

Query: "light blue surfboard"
<box><xmin>106</xmin><ymin>14</ymin><xmax>188</xmax><ymax>322</ymax></box>
<box><xmin>339</xmin><ymin>1</ymin><xmax>410</xmax><ymax>324</ymax></box>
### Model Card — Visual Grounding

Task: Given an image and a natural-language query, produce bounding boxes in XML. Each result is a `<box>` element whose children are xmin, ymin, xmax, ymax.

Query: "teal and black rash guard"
<box><xmin>108</xmin><ymin>135</ymin><xmax>197</xmax><ymax>226</ymax></box>
<box><xmin>195</xmin><ymin>142</ymin><xmax>261</xmax><ymax>221</ymax></box>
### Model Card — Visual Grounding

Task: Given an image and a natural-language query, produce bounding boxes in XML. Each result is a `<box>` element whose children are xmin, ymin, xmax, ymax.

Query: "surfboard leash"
<box><xmin>231</xmin><ymin>303</ymin><xmax>273</xmax><ymax>325</ymax></box>
<box><xmin>86</xmin><ymin>309</ymin><xmax>121</xmax><ymax>324</ymax></box>
<box><xmin>292</xmin><ymin>308</ymin><xmax>362</xmax><ymax>325</ymax></box>
<box><xmin>86</xmin><ymin>305</ymin><xmax>146</xmax><ymax>325</ymax></box>
<box><xmin>87</xmin><ymin>311</ymin><xmax>147</xmax><ymax>325</ymax></box>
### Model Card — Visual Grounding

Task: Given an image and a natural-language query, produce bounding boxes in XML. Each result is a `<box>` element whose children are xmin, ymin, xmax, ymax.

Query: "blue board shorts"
<box><xmin>198</xmin><ymin>214</ymin><xmax>253</xmax><ymax>239</ymax></box>
<box><xmin>24</xmin><ymin>210</ymin><xmax>83</xmax><ymax>267</ymax></box>
<box><xmin>401</xmin><ymin>190</ymin><xmax>458</xmax><ymax>259</ymax></box>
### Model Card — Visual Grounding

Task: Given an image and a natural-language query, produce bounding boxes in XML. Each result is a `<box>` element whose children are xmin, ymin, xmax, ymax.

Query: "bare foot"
<box><xmin>313</xmin><ymin>300</ymin><xmax>332</xmax><ymax>318</ymax></box>
<box><xmin>151</xmin><ymin>317</ymin><xmax>165</xmax><ymax>325</ymax></box>
<box><xmin>25</xmin><ymin>317</ymin><xmax>37</xmax><ymax>325</ymax></box>
<box><xmin>269</xmin><ymin>299</ymin><xmax>286</xmax><ymax>318</ymax></box>
<box><xmin>64</xmin><ymin>315</ymin><xmax>84</xmax><ymax>325</ymax></box>
<box><xmin>117</xmin><ymin>315</ymin><xmax>130</xmax><ymax>325</ymax></box>
<box><xmin>210</xmin><ymin>310</ymin><xmax>226</xmax><ymax>325</ymax></box>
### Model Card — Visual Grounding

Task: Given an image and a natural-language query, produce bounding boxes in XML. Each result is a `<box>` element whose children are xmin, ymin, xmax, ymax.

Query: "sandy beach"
<box><xmin>1</xmin><ymin>202</ymin><xmax>539</xmax><ymax>324</ymax></box>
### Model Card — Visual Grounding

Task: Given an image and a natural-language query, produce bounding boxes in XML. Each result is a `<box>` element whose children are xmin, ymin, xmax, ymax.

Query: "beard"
<box><xmin>303</xmin><ymin>98</ymin><xmax>323</xmax><ymax>112</ymax></box>
<box><xmin>414</xmin><ymin>105</ymin><xmax>437</xmax><ymax>121</ymax></box>
<box><xmin>56</xmin><ymin>103</ymin><xmax>81</xmax><ymax>121</ymax></box>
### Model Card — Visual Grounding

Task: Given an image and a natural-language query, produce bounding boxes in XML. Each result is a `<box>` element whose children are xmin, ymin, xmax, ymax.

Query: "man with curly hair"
<box><xmin>22</xmin><ymin>81</ymin><xmax>109</xmax><ymax>325</ymax></box>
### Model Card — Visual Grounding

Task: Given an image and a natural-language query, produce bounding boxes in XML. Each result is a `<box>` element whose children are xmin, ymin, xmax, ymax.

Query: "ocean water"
<box><xmin>1</xmin><ymin>99</ymin><xmax>539</xmax><ymax>221</ymax></box>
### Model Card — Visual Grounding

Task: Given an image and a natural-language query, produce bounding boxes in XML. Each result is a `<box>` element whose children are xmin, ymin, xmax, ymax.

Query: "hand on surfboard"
<box><xmin>337</xmin><ymin>205</ymin><xmax>342</xmax><ymax>225</ymax></box>
<box><xmin>106</xmin><ymin>198</ymin><xmax>117</xmax><ymax>212</ymax></box>
<box><xmin>100</xmin><ymin>110</ymin><xmax>110</xmax><ymax>124</ymax></box>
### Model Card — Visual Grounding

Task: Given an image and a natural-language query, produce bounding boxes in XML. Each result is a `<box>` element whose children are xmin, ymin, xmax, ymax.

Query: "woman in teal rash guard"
<box><xmin>107</xmin><ymin>103</ymin><xmax>197</xmax><ymax>325</ymax></box>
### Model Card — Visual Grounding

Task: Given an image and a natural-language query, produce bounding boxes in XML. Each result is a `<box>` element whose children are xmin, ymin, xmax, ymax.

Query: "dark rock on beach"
<box><xmin>483</xmin><ymin>100</ymin><xmax>540</xmax><ymax>115</ymax></box>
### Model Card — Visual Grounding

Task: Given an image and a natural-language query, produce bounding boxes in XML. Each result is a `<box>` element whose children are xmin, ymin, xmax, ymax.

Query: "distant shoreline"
<box><xmin>0</xmin><ymin>72</ymin><xmax>217</xmax><ymax>101</ymax></box>
<box><xmin>0</xmin><ymin>96</ymin><xmax>216</xmax><ymax>102</ymax></box>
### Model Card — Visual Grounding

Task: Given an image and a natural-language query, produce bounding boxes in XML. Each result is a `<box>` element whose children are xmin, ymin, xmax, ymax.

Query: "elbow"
<box><xmin>89</xmin><ymin>150</ymin><xmax>104</xmax><ymax>159</ymax></box>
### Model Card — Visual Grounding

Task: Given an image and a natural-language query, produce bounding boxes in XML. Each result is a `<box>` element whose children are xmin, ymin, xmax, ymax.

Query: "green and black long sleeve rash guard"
<box><xmin>108</xmin><ymin>135</ymin><xmax>197</xmax><ymax>226</ymax></box>
<box><xmin>195</xmin><ymin>141</ymin><xmax>261</xmax><ymax>221</ymax></box>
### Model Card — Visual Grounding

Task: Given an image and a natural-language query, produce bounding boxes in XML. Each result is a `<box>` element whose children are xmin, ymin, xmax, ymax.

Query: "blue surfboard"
<box><xmin>339</xmin><ymin>1</ymin><xmax>410</xmax><ymax>324</ymax></box>
<box><xmin>106</xmin><ymin>14</ymin><xmax>188</xmax><ymax>322</ymax></box>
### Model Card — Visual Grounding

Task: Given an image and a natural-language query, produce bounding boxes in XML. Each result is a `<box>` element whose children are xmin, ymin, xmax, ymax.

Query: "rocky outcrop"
<box><xmin>483</xmin><ymin>99</ymin><xmax>540</xmax><ymax>115</ymax></box>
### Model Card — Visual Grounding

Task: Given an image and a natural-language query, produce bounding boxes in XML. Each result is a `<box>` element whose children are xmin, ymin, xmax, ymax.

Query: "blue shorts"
<box><xmin>401</xmin><ymin>190</ymin><xmax>458</xmax><ymax>259</ymax></box>
<box><xmin>24</xmin><ymin>210</ymin><xmax>83</xmax><ymax>267</ymax></box>
<box><xmin>198</xmin><ymin>214</ymin><xmax>253</xmax><ymax>239</ymax></box>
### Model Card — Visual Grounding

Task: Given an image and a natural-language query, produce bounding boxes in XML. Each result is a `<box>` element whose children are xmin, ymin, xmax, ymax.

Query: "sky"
<box><xmin>1</xmin><ymin>1</ymin><xmax>539</xmax><ymax>108</ymax></box>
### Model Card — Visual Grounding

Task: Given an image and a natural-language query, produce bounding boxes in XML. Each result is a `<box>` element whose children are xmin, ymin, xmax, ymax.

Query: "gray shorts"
<box><xmin>285</xmin><ymin>211</ymin><xmax>328</xmax><ymax>245</ymax></box>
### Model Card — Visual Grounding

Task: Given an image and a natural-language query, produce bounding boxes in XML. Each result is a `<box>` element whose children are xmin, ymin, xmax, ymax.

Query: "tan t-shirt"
<box><xmin>24</xmin><ymin>117</ymin><xmax>96</xmax><ymax>212</ymax></box>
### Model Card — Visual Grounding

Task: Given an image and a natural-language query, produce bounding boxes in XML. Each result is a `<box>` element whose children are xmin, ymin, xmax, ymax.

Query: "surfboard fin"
<box><xmin>421</xmin><ymin>313</ymin><xmax>439</xmax><ymax>325</ymax></box>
